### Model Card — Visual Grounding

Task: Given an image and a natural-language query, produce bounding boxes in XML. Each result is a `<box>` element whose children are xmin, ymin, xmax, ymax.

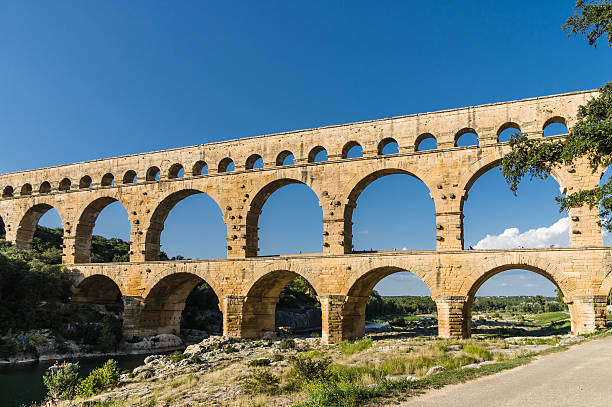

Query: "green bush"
<box><xmin>42</xmin><ymin>362</ymin><xmax>81</xmax><ymax>400</ymax></box>
<box><xmin>339</xmin><ymin>337</ymin><xmax>372</xmax><ymax>356</ymax></box>
<box><xmin>297</xmin><ymin>379</ymin><xmax>376</xmax><ymax>407</ymax></box>
<box><xmin>75</xmin><ymin>359</ymin><xmax>121</xmax><ymax>398</ymax></box>
<box><xmin>168</xmin><ymin>351</ymin><xmax>187</xmax><ymax>364</ymax></box>
<box><xmin>289</xmin><ymin>356</ymin><xmax>333</xmax><ymax>385</ymax></box>
<box><xmin>249</xmin><ymin>358</ymin><xmax>271</xmax><ymax>367</ymax></box>
<box><xmin>225</xmin><ymin>346</ymin><xmax>238</xmax><ymax>354</ymax></box>
<box><xmin>244</xmin><ymin>368</ymin><xmax>280</xmax><ymax>395</ymax></box>
<box><xmin>272</xmin><ymin>354</ymin><xmax>284</xmax><ymax>362</ymax></box>
<box><xmin>279</xmin><ymin>338</ymin><xmax>296</xmax><ymax>350</ymax></box>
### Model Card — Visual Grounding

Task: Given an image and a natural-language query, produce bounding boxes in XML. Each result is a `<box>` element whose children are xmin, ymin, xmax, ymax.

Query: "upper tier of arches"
<box><xmin>0</xmin><ymin>88</ymin><xmax>592</xmax><ymax>198</ymax></box>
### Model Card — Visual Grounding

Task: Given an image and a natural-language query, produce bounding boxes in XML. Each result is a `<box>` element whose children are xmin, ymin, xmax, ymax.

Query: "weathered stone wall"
<box><xmin>0</xmin><ymin>89</ymin><xmax>608</xmax><ymax>343</ymax></box>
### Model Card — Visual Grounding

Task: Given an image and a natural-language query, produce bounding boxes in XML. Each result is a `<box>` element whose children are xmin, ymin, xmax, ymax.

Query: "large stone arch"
<box><xmin>136</xmin><ymin>272</ymin><xmax>222</xmax><ymax>337</ymax></box>
<box><xmin>450</xmin><ymin>260</ymin><xmax>575</xmax><ymax>338</ymax></box>
<box><xmin>144</xmin><ymin>188</ymin><xmax>225</xmax><ymax>261</ymax></box>
<box><xmin>15</xmin><ymin>202</ymin><xmax>67</xmax><ymax>249</ymax></box>
<box><xmin>245</xmin><ymin>178</ymin><xmax>322</xmax><ymax>257</ymax></box>
<box><xmin>340</xmin><ymin>265</ymin><xmax>435</xmax><ymax>340</ymax></box>
<box><xmin>236</xmin><ymin>268</ymin><xmax>320</xmax><ymax>338</ymax></box>
<box><xmin>73</xmin><ymin>196</ymin><xmax>132</xmax><ymax>263</ymax></box>
<box><xmin>341</xmin><ymin>168</ymin><xmax>434</xmax><ymax>253</ymax></box>
<box><xmin>72</xmin><ymin>273</ymin><xmax>124</xmax><ymax>304</ymax></box>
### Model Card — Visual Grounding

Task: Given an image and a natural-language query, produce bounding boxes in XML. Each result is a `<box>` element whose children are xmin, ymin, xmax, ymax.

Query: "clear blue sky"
<box><xmin>1</xmin><ymin>1</ymin><xmax>610</xmax><ymax>297</ymax></box>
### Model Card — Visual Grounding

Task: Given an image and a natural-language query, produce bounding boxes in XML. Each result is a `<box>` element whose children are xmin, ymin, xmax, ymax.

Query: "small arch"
<box><xmin>342</xmin><ymin>141</ymin><xmax>363</xmax><ymax>158</ymax></box>
<box><xmin>497</xmin><ymin>122</ymin><xmax>522</xmax><ymax>143</ymax></box>
<box><xmin>79</xmin><ymin>176</ymin><xmax>92</xmax><ymax>189</ymax></box>
<box><xmin>58</xmin><ymin>178</ymin><xmax>71</xmax><ymax>191</ymax></box>
<box><xmin>218</xmin><ymin>158</ymin><xmax>235</xmax><ymax>173</ymax></box>
<box><xmin>146</xmin><ymin>166</ymin><xmax>161</xmax><ymax>181</ymax></box>
<box><xmin>2</xmin><ymin>186</ymin><xmax>14</xmax><ymax>198</ymax></box>
<box><xmin>101</xmin><ymin>173</ymin><xmax>114</xmax><ymax>186</ymax></box>
<box><xmin>39</xmin><ymin>181</ymin><xmax>51</xmax><ymax>194</ymax></box>
<box><xmin>455</xmin><ymin>128</ymin><xmax>479</xmax><ymax>147</ymax></box>
<box><xmin>543</xmin><ymin>117</ymin><xmax>569</xmax><ymax>138</ymax></box>
<box><xmin>20</xmin><ymin>184</ymin><xmax>32</xmax><ymax>196</ymax></box>
<box><xmin>377</xmin><ymin>138</ymin><xmax>399</xmax><ymax>155</ymax></box>
<box><xmin>276</xmin><ymin>150</ymin><xmax>295</xmax><ymax>166</ymax></box>
<box><xmin>245</xmin><ymin>154</ymin><xmax>264</xmax><ymax>170</ymax></box>
<box><xmin>415</xmin><ymin>133</ymin><xmax>437</xmax><ymax>151</ymax></box>
<box><xmin>308</xmin><ymin>146</ymin><xmax>328</xmax><ymax>163</ymax></box>
<box><xmin>192</xmin><ymin>161</ymin><xmax>208</xmax><ymax>176</ymax></box>
<box><xmin>168</xmin><ymin>163</ymin><xmax>184</xmax><ymax>179</ymax></box>
<box><xmin>73</xmin><ymin>274</ymin><xmax>123</xmax><ymax>304</ymax></box>
<box><xmin>122</xmin><ymin>170</ymin><xmax>137</xmax><ymax>184</ymax></box>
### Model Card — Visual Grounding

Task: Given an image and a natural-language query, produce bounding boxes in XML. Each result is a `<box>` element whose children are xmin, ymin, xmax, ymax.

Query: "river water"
<box><xmin>0</xmin><ymin>355</ymin><xmax>147</xmax><ymax>407</ymax></box>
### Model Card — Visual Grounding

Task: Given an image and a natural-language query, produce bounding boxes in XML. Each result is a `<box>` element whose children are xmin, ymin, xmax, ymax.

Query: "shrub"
<box><xmin>75</xmin><ymin>359</ymin><xmax>121</xmax><ymax>398</ymax></box>
<box><xmin>168</xmin><ymin>351</ymin><xmax>187</xmax><ymax>364</ymax></box>
<box><xmin>249</xmin><ymin>358</ymin><xmax>271</xmax><ymax>367</ymax></box>
<box><xmin>289</xmin><ymin>356</ymin><xmax>333</xmax><ymax>384</ymax></box>
<box><xmin>297</xmin><ymin>379</ymin><xmax>375</xmax><ymax>407</ymax></box>
<box><xmin>225</xmin><ymin>346</ymin><xmax>238</xmax><ymax>354</ymax></box>
<box><xmin>462</xmin><ymin>344</ymin><xmax>492</xmax><ymax>361</ymax></box>
<box><xmin>43</xmin><ymin>362</ymin><xmax>81</xmax><ymax>400</ymax></box>
<box><xmin>280</xmin><ymin>338</ymin><xmax>296</xmax><ymax>350</ymax></box>
<box><xmin>244</xmin><ymin>369</ymin><xmax>280</xmax><ymax>395</ymax></box>
<box><xmin>272</xmin><ymin>354</ymin><xmax>284</xmax><ymax>362</ymax></box>
<box><xmin>339</xmin><ymin>337</ymin><xmax>372</xmax><ymax>356</ymax></box>
<box><xmin>390</xmin><ymin>317</ymin><xmax>407</xmax><ymax>327</ymax></box>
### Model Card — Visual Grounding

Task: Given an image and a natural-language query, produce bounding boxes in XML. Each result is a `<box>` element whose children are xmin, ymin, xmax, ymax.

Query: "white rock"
<box><xmin>425</xmin><ymin>366</ymin><xmax>445</xmax><ymax>376</ymax></box>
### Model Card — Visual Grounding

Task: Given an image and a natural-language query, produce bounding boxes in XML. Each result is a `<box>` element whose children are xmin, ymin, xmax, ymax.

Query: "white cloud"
<box><xmin>474</xmin><ymin>217</ymin><xmax>570</xmax><ymax>250</ymax></box>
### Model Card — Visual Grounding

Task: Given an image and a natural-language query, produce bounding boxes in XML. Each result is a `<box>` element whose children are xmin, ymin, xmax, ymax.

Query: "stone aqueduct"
<box><xmin>1</xmin><ymin>89</ymin><xmax>611</xmax><ymax>344</ymax></box>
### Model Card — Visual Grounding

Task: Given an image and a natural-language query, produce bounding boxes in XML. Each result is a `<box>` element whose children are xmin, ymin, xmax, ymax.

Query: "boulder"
<box><xmin>425</xmin><ymin>366</ymin><xmax>445</xmax><ymax>376</ymax></box>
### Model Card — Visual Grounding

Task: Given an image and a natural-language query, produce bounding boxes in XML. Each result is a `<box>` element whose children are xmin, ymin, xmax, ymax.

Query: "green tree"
<box><xmin>501</xmin><ymin>2</ymin><xmax>611</xmax><ymax>228</ymax></box>
<box><xmin>563</xmin><ymin>0</ymin><xmax>612</xmax><ymax>47</ymax></box>
<box><xmin>75</xmin><ymin>359</ymin><xmax>121</xmax><ymax>398</ymax></box>
<box><xmin>42</xmin><ymin>362</ymin><xmax>81</xmax><ymax>400</ymax></box>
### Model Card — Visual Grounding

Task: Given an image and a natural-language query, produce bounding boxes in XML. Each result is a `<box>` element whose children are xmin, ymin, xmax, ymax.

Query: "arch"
<box><xmin>192</xmin><ymin>160</ymin><xmax>208</xmax><ymax>176</ymax></box>
<box><xmin>145</xmin><ymin>189</ymin><xmax>224</xmax><ymax>261</ymax></box>
<box><xmin>543</xmin><ymin>116</ymin><xmax>569</xmax><ymax>137</ymax></box>
<box><xmin>342</xmin><ymin>141</ymin><xmax>362</xmax><ymax>158</ymax></box>
<box><xmin>74</xmin><ymin>197</ymin><xmax>130</xmax><ymax>263</ymax></box>
<box><xmin>101</xmin><ymin>173</ymin><xmax>114</xmax><ymax>186</ymax></box>
<box><xmin>415</xmin><ymin>133</ymin><xmax>437</xmax><ymax>151</ymax></box>
<box><xmin>39</xmin><ymin>181</ymin><xmax>51</xmax><ymax>194</ymax></box>
<box><xmin>245</xmin><ymin>154</ymin><xmax>263</xmax><ymax>170</ymax></box>
<box><xmin>377</xmin><ymin>138</ymin><xmax>399</xmax><ymax>155</ymax></box>
<box><xmin>497</xmin><ymin>122</ymin><xmax>522</xmax><ymax>143</ymax></box>
<box><xmin>16</xmin><ymin>203</ymin><xmax>63</xmax><ymax>249</ymax></box>
<box><xmin>344</xmin><ymin>169</ymin><xmax>433</xmax><ymax>253</ymax></box>
<box><xmin>242</xmin><ymin>270</ymin><xmax>320</xmax><ymax>337</ymax></box>
<box><xmin>122</xmin><ymin>170</ymin><xmax>137</xmax><ymax>184</ymax></box>
<box><xmin>79</xmin><ymin>176</ymin><xmax>92</xmax><ymax>189</ymax></box>
<box><xmin>245</xmin><ymin>179</ymin><xmax>320</xmax><ymax>257</ymax></box>
<box><xmin>2</xmin><ymin>186</ymin><xmax>14</xmax><ymax>198</ymax></box>
<box><xmin>461</xmin><ymin>263</ymin><xmax>572</xmax><ymax>338</ymax></box>
<box><xmin>59</xmin><ymin>178</ymin><xmax>71</xmax><ymax>191</ymax></box>
<box><xmin>20</xmin><ymin>184</ymin><xmax>32</xmax><ymax>196</ymax></box>
<box><xmin>167</xmin><ymin>163</ymin><xmax>184</xmax><ymax>179</ymax></box>
<box><xmin>455</xmin><ymin>128</ymin><xmax>479</xmax><ymax>147</ymax></box>
<box><xmin>139</xmin><ymin>272</ymin><xmax>221</xmax><ymax>336</ymax></box>
<box><xmin>73</xmin><ymin>274</ymin><xmax>123</xmax><ymax>304</ymax></box>
<box><xmin>218</xmin><ymin>157</ymin><xmax>234</xmax><ymax>173</ymax></box>
<box><xmin>275</xmin><ymin>150</ymin><xmax>294</xmax><ymax>166</ymax></box>
<box><xmin>343</xmin><ymin>266</ymin><xmax>433</xmax><ymax>339</ymax></box>
<box><xmin>308</xmin><ymin>146</ymin><xmax>328</xmax><ymax>163</ymax></box>
<box><xmin>146</xmin><ymin>166</ymin><xmax>161</xmax><ymax>181</ymax></box>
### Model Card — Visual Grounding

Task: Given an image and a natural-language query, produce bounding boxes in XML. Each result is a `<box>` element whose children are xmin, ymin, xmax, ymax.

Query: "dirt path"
<box><xmin>396</xmin><ymin>335</ymin><xmax>612</xmax><ymax>407</ymax></box>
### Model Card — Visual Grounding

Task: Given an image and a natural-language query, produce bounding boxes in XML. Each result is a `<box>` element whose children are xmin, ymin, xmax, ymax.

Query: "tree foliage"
<box><xmin>501</xmin><ymin>82</ymin><xmax>612</xmax><ymax>229</ymax></box>
<box><xmin>43</xmin><ymin>362</ymin><xmax>81</xmax><ymax>400</ymax></box>
<box><xmin>563</xmin><ymin>0</ymin><xmax>612</xmax><ymax>47</ymax></box>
